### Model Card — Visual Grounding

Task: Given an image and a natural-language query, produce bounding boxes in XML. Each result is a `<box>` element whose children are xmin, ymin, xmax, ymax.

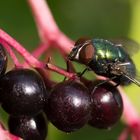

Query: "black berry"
<box><xmin>0</xmin><ymin>44</ymin><xmax>7</xmax><ymax>76</ymax></box>
<box><xmin>44</xmin><ymin>80</ymin><xmax>91</xmax><ymax>132</ymax></box>
<box><xmin>88</xmin><ymin>80</ymin><xmax>123</xmax><ymax>129</ymax></box>
<box><xmin>8</xmin><ymin>113</ymin><xmax>47</xmax><ymax>140</ymax></box>
<box><xmin>0</xmin><ymin>69</ymin><xmax>47</xmax><ymax>116</ymax></box>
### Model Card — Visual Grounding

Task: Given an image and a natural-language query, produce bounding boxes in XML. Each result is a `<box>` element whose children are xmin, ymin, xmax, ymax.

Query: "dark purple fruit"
<box><xmin>0</xmin><ymin>44</ymin><xmax>7</xmax><ymax>76</ymax></box>
<box><xmin>44</xmin><ymin>80</ymin><xmax>91</xmax><ymax>132</ymax></box>
<box><xmin>0</xmin><ymin>69</ymin><xmax>47</xmax><ymax>116</ymax></box>
<box><xmin>88</xmin><ymin>80</ymin><xmax>123</xmax><ymax>129</ymax></box>
<box><xmin>8</xmin><ymin>113</ymin><xmax>47</xmax><ymax>140</ymax></box>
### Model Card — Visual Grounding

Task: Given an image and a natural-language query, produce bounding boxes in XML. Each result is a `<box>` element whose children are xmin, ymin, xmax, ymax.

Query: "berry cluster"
<box><xmin>0</xmin><ymin>44</ymin><xmax>48</xmax><ymax>139</ymax></box>
<box><xmin>0</xmin><ymin>43</ymin><xmax>123</xmax><ymax>139</ymax></box>
<box><xmin>44</xmin><ymin>79</ymin><xmax>123</xmax><ymax>133</ymax></box>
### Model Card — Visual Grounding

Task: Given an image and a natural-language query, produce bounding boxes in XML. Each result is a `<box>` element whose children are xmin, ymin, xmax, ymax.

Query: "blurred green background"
<box><xmin>0</xmin><ymin>0</ymin><xmax>140</xmax><ymax>139</ymax></box>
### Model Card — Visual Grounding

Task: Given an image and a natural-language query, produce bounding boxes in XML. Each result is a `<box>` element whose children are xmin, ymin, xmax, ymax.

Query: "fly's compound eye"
<box><xmin>79</xmin><ymin>43</ymin><xmax>95</xmax><ymax>65</ymax></box>
<box><xmin>68</xmin><ymin>38</ymin><xmax>92</xmax><ymax>62</ymax></box>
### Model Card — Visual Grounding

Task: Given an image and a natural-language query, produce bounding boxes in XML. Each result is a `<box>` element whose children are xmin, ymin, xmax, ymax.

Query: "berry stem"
<box><xmin>46</xmin><ymin>63</ymin><xmax>75</xmax><ymax>79</ymax></box>
<box><xmin>0</xmin><ymin>29</ymin><xmax>74</xmax><ymax>78</ymax></box>
<box><xmin>118</xmin><ymin>87</ymin><xmax>140</xmax><ymax>140</ymax></box>
<box><xmin>28</xmin><ymin>0</ymin><xmax>73</xmax><ymax>54</ymax></box>
<box><xmin>32</xmin><ymin>43</ymin><xmax>50</xmax><ymax>58</ymax></box>
<box><xmin>0</xmin><ymin>40</ymin><xmax>21</xmax><ymax>68</ymax></box>
<box><xmin>118</xmin><ymin>128</ymin><xmax>129</xmax><ymax>140</ymax></box>
<box><xmin>23</xmin><ymin>43</ymin><xmax>50</xmax><ymax>67</ymax></box>
<box><xmin>118</xmin><ymin>87</ymin><xmax>140</xmax><ymax>126</ymax></box>
<box><xmin>0</xmin><ymin>29</ymin><xmax>43</xmax><ymax>67</ymax></box>
<box><xmin>28</xmin><ymin>0</ymin><xmax>59</xmax><ymax>42</ymax></box>
<box><xmin>0</xmin><ymin>124</ymin><xmax>22</xmax><ymax>140</ymax></box>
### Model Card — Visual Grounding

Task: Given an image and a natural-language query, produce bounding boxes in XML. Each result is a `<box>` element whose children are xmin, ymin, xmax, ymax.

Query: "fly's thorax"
<box><xmin>92</xmin><ymin>39</ymin><xmax>117</xmax><ymax>61</ymax></box>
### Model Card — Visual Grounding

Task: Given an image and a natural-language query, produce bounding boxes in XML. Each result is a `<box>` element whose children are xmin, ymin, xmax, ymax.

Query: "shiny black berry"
<box><xmin>88</xmin><ymin>80</ymin><xmax>123</xmax><ymax>129</ymax></box>
<box><xmin>0</xmin><ymin>69</ymin><xmax>47</xmax><ymax>116</ymax></box>
<box><xmin>44</xmin><ymin>80</ymin><xmax>91</xmax><ymax>132</ymax></box>
<box><xmin>0</xmin><ymin>44</ymin><xmax>7</xmax><ymax>76</ymax></box>
<box><xmin>8</xmin><ymin>113</ymin><xmax>47</xmax><ymax>140</ymax></box>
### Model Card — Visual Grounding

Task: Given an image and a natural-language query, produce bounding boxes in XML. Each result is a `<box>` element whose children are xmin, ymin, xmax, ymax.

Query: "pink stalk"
<box><xmin>28</xmin><ymin>0</ymin><xmax>73</xmax><ymax>54</ymax></box>
<box><xmin>32</xmin><ymin>43</ymin><xmax>50</xmax><ymax>58</ymax></box>
<box><xmin>0</xmin><ymin>29</ymin><xmax>74</xmax><ymax>78</ymax></box>
<box><xmin>0</xmin><ymin>124</ymin><xmax>22</xmax><ymax>140</ymax></box>
<box><xmin>118</xmin><ymin>128</ymin><xmax>129</xmax><ymax>140</ymax></box>
<box><xmin>118</xmin><ymin>87</ymin><xmax>140</xmax><ymax>126</ymax></box>
<box><xmin>28</xmin><ymin>0</ymin><xmax>59</xmax><ymax>42</ymax></box>
<box><xmin>0</xmin><ymin>40</ymin><xmax>21</xmax><ymax>67</ymax></box>
<box><xmin>47</xmin><ymin>63</ymin><xmax>75</xmax><ymax>79</ymax></box>
<box><xmin>23</xmin><ymin>43</ymin><xmax>50</xmax><ymax>67</ymax></box>
<box><xmin>118</xmin><ymin>87</ymin><xmax>140</xmax><ymax>140</ymax></box>
<box><xmin>53</xmin><ymin>32</ymin><xmax>74</xmax><ymax>54</ymax></box>
<box><xmin>0</xmin><ymin>29</ymin><xmax>43</xmax><ymax>67</ymax></box>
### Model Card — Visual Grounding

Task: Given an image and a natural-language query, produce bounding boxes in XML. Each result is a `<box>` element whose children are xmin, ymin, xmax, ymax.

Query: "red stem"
<box><xmin>0</xmin><ymin>29</ymin><xmax>74</xmax><ymax>78</ymax></box>
<box><xmin>28</xmin><ymin>0</ymin><xmax>59</xmax><ymax>42</ymax></box>
<box><xmin>118</xmin><ymin>87</ymin><xmax>140</xmax><ymax>126</ymax></box>
<box><xmin>118</xmin><ymin>128</ymin><xmax>129</xmax><ymax>140</ymax></box>
<box><xmin>0</xmin><ymin>29</ymin><xmax>44</xmax><ymax>67</ymax></box>
<box><xmin>32</xmin><ymin>43</ymin><xmax>50</xmax><ymax>58</ymax></box>
<box><xmin>53</xmin><ymin>32</ymin><xmax>74</xmax><ymax>55</ymax></box>
<box><xmin>28</xmin><ymin>0</ymin><xmax>73</xmax><ymax>55</ymax></box>
<box><xmin>0</xmin><ymin>40</ymin><xmax>21</xmax><ymax>67</ymax></box>
<box><xmin>0</xmin><ymin>124</ymin><xmax>22</xmax><ymax>140</ymax></box>
<box><xmin>117</xmin><ymin>87</ymin><xmax>140</xmax><ymax>140</ymax></box>
<box><xmin>46</xmin><ymin>63</ymin><xmax>75</xmax><ymax>79</ymax></box>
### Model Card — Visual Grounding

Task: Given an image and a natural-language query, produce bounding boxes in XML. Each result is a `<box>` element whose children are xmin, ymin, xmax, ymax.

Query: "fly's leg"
<box><xmin>63</xmin><ymin>59</ymin><xmax>76</xmax><ymax>81</ymax></box>
<box><xmin>113</xmin><ymin>76</ymin><xmax>121</xmax><ymax>87</ymax></box>
<box><xmin>63</xmin><ymin>60</ymin><xmax>71</xmax><ymax>81</ymax></box>
<box><xmin>77</xmin><ymin>67</ymin><xmax>90</xmax><ymax>77</ymax></box>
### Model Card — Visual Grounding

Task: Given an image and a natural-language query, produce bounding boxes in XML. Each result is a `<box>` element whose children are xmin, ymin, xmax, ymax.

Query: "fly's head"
<box><xmin>68</xmin><ymin>39</ymin><xmax>94</xmax><ymax>65</ymax></box>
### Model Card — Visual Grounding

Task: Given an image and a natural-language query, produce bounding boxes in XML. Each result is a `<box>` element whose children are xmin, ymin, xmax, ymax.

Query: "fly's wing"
<box><xmin>123</xmin><ymin>72</ymin><xmax>140</xmax><ymax>87</ymax></box>
<box><xmin>111</xmin><ymin>38</ymin><xmax>140</xmax><ymax>86</ymax></box>
<box><xmin>109</xmin><ymin>38</ymin><xmax>140</xmax><ymax>56</ymax></box>
<box><xmin>118</xmin><ymin>62</ymin><xmax>140</xmax><ymax>87</ymax></box>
